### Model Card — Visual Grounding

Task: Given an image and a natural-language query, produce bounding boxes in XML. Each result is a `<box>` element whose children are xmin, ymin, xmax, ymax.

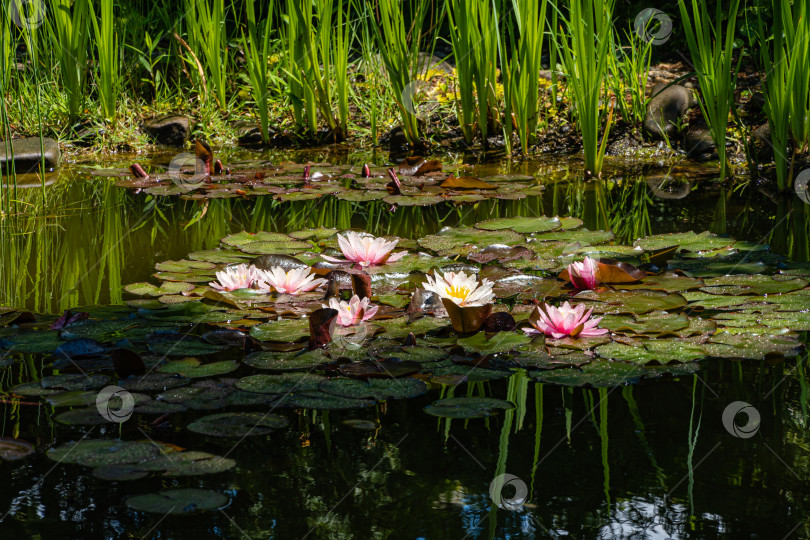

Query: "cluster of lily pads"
<box><xmin>2</xmin><ymin>215</ymin><xmax>808</xmax><ymax>513</ymax></box>
<box><xmin>108</xmin><ymin>141</ymin><xmax>546</xmax><ymax>204</ymax></box>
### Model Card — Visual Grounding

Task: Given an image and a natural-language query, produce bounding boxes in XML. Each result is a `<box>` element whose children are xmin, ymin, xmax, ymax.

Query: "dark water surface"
<box><xmin>1</xmin><ymin>148</ymin><xmax>809</xmax><ymax>539</ymax></box>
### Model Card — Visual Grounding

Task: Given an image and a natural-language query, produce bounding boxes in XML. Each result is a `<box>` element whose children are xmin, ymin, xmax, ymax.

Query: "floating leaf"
<box><xmin>425</xmin><ymin>397</ymin><xmax>515</xmax><ymax>418</ymax></box>
<box><xmin>475</xmin><ymin>216</ymin><xmax>564</xmax><ymax>233</ymax></box>
<box><xmin>319</xmin><ymin>377</ymin><xmax>427</xmax><ymax>400</ymax></box>
<box><xmin>187</xmin><ymin>412</ymin><xmax>289</xmax><ymax>437</ymax></box>
<box><xmin>236</xmin><ymin>372</ymin><xmax>324</xmax><ymax>394</ymax></box>
<box><xmin>158</xmin><ymin>359</ymin><xmax>238</xmax><ymax>378</ymax></box>
<box><xmin>125</xmin><ymin>488</ymin><xmax>228</xmax><ymax>515</ymax></box>
<box><xmin>0</xmin><ymin>437</ymin><xmax>34</xmax><ymax>461</ymax></box>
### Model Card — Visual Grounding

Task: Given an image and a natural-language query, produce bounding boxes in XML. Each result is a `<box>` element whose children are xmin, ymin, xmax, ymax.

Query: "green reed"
<box><xmin>49</xmin><ymin>0</ymin><xmax>90</xmax><ymax>121</ymax></box>
<box><xmin>446</xmin><ymin>0</ymin><xmax>499</xmax><ymax>145</ymax></box>
<box><xmin>559</xmin><ymin>0</ymin><xmax>616</xmax><ymax>177</ymax></box>
<box><xmin>757</xmin><ymin>0</ymin><xmax>809</xmax><ymax>190</ymax></box>
<box><xmin>370</xmin><ymin>0</ymin><xmax>431</xmax><ymax>146</ymax></box>
<box><xmin>89</xmin><ymin>0</ymin><xmax>120</xmax><ymax>121</ymax></box>
<box><xmin>184</xmin><ymin>0</ymin><xmax>229</xmax><ymax>109</ymax></box>
<box><xmin>496</xmin><ymin>0</ymin><xmax>548</xmax><ymax>155</ymax></box>
<box><xmin>352</xmin><ymin>2</ymin><xmax>386</xmax><ymax>145</ymax></box>
<box><xmin>283</xmin><ymin>0</ymin><xmax>350</xmax><ymax>138</ymax></box>
<box><xmin>242</xmin><ymin>0</ymin><xmax>275</xmax><ymax>144</ymax></box>
<box><xmin>677</xmin><ymin>0</ymin><xmax>741</xmax><ymax>180</ymax></box>
<box><xmin>608</xmin><ymin>26</ymin><xmax>654</xmax><ymax>125</ymax></box>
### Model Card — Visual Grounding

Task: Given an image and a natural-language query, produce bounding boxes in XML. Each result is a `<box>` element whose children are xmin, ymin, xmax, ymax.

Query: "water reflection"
<box><xmin>2</xmin><ymin>156</ymin><xmax>809</xmax><ymax>314</ymax></box>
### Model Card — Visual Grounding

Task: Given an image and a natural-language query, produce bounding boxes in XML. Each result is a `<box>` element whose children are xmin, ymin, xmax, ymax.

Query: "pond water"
<box><xmin>1</xmin><ymin>148</ymin><xmax>809</xmax><ymax>539</ymax></box>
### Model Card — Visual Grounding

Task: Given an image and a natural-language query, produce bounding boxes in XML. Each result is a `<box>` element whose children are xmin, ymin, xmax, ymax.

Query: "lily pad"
<box><xmin>0</xmin><ymin>437</ymin><xmax>34</xmax><ymax>461</ymax></box>
<box><xmin>158</xmin><ymin>359</ymin><xmax>239</xmax><ymax>378</ymax></box>
<box><xmin>319</xmin><ymin>377</ymin><xmax>428</xmax><ymax>400</ymax></box>
<box><xmin>187</xmin><ymin>412</ymin><xmax>289</xmax><ymax>437</ymax></box>
<box><xmin>235</xmin><ymin>372</ymin><xmax>324</xmax><ymax>394</ymax></box>
<box><xmin>125</xmin><ymin>488</ymin><xmax>228</xmax><ymax>515</ymax></box>
<box><xmin>424</xmin><ymin>397</ymin><xmax>515</xmax><ymax>418</ymax></box>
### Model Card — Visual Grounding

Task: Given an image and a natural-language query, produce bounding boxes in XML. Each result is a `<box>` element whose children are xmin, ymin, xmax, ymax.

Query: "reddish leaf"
<box><xmin>442</xmin><ymin>298</ymin><xmax>492</xmax><ymax>334</ymax></box>
<box><xmin>440</xmin><ymin>176</ymin><xmax>497</xmax><ymax>190</ymax></box>
<box><xmin>309</xmin><ymin>308</ymin><xmax>338</xmax><ymax>350</ymax></box>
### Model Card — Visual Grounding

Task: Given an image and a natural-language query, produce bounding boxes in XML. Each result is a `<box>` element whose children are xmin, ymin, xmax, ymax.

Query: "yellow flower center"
<box><xmin>445</xmin><ymin>285</ymin><xmax>471</xmax><ymax>302</ymax></box>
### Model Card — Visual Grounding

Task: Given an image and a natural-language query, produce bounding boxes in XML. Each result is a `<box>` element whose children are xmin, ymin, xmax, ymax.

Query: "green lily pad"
<box><xmin>475</xmin><ymin>216</ymin><xmax>564</xmax><ymax>233</ymax></box>
<box><xmin>236</xmin><ymin>372</ymin><xmax>324</xmax><ymax>394</ymax></box>
<box><xmin>532</xmin><ymin>360</ymin><xmax>643</xmax><ymax>387</ymax></box>
<box><xmin>634</xmin><ymin>231</ymin><xmax>735</xmax><ymax>253</ymax></box>
<box><xmin>47</xmin><ymin>439</ymin><xmax>162</xmax><ymax>467</ymax></box>
<box><xmin>277</xmin><ymin>391</ymin><xmax>375</xmax><ymax>409</ymax></box>
<box><xmin>244</xmin><ymin>349</ymin><xmax>328</xmax><ymax>371</ymax></box>
<box><xmin>418</xmin><ymin>228</ymin><xmax>524</xmax><ymax>256</ymax></box>
<box><xmin>158</xmin><ymin>359</ymin><xmax>239</xmax><ymax>378</ymax></box>
<box><xmin>598</xmin><ymin>312</ymin><xmax>690</xmax><ymax>335</ymax></box>
<box><xmin>124</xmin><ymin>281</ymin><xmax>194</xmax><ymax>297</ymax></box>
<box><xmin>250</xmin><ymin>318</ymin><xmax>311</xmax><ymax>342</ymax></box>
<box><xmin>424</xmin><ymin>396</ymin><xmax>515</xmax><ymax>418</ymax></box>
<box><xmin>187</xmin><ymin>412</ymin><xmax>289</xmax><ymax>437</ymax></box>
<box><xmin>125</xmin><ymin>488</ymin><xmax>228</xmax><ymax>515</ymax></box>
<box><xmin>456</xmin><ymin>332</ymin><xmax>532</xmax><ymax>354</ymax></box>
<box><xmin>700</xmin><ymin>275</ymin><xmax>808</xmax><ymax>296</ymax></box>
<box><xmin>2</xmin><ymin>330</ymin><xmax>63</xmax><ymax>354</ymax></box>
<box><xmin>575</xmin><ymin>290</ymin><xmax>688</xmax><ymax>314</ymax></box>
<box><xmin>319</xmin><ymin>377</ymin><xmax>428</xmax><ymax>400</ymax></box>
<box><xmin>0</xmin><ymin>437</ymin><xmax>34</xmax><ymax>461</ymax></box>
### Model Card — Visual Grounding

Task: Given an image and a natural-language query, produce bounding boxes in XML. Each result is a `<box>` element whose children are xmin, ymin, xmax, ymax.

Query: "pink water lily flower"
<box><xmin>210</xmin><ymin>264</ymin><xmax>258</xmax><ymax>292</ymax></box>
<box><xmin>322</xmin><ymin>231</ymin><xmax>407</xmax><ymax>267</ymax></box>
<box><xmin>524</xmin><ymin>301</ymin><xmax>609</xmax><ymax>339</ymax></box>
<box><xmin>422</xmin><ymin>270</ymin><xmax>495</xmax><ymax>307</ymax></box>
<box><xmin>326</xmin><ymin>295</ymin><xmax>379</xmax><ymax>326</ymax></box>
<box><xmin>568</xmin><ymin>256</ymin><xmax>600</xmax><ymax>290</ymax></box>
<box><xmin>256</xmin><ymin>267</ymin><xmax>327</xmax><ymax>295</ymax></box>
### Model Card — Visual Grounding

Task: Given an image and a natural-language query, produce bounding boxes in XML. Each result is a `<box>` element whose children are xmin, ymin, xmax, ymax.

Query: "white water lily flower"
<box><xmin>256</xmin><ymin>266</ymin><xmax>327</xmax><ymax>295</ymax></box>
<box><xmin>421</xmin><ymin>270</ymin><xmax>495</xmax><ymax>307</ymax></box>
<box><xmin>210</xmin><ymin>264</ymin><xmax>258</xmax><ymax>292</ymax></box>
<box><xmin>326</xmin><ymin>295</ymin><xmax>379</xmax><ymax>326</ymax></box>
<box><xmin>322</xmin><ymin>231</ymin><xmax>407</xmax><ymax>267</ymax></box>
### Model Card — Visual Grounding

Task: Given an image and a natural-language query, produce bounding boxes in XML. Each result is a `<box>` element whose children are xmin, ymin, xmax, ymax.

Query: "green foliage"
<box><xmin>677</xmin><ymin>0</ymin><xmax>742</xmax><ymax>180</ymax></box>
<box><xmin>559</xmin><ymin>0</ymin><xmax>616</xmax><ymax>176</ymax></box>
<box><xmin>183</xmin><ymin>0</ymin><xmax>229</xmax><ymax>109</ymax></box>
<box><xmin>89</xmin><ymin>0</ymin><xmax>120</xmax><ymax>121</ymax></box>
<box><xmin>49</xmin><ymin>0</ymin><xmax>90</xmax><ymax>120</ymax></box>
<box><xmin>242</xmin><ymin>0</ymin><xmax>275</xmax><ymax>144</ymax></box>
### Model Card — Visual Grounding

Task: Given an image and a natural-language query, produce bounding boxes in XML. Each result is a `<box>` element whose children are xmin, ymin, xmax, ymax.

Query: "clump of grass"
<box><xmin>283</xmin><ymin>0</ymin><xmax>350</xmax><ymax>139</ymax></box>
<box><xmin>757</xmin><ymin>0</ymin><xmax>810</xmax><ymax>190</ymax></box>
<box><xmin>446</xmin><ymin>0</ymin><xmax>499</xmax><ymax>146</ymax></box>
<box><xmin>183</xmin><ymin>0</ymin><xmax>229</xmax><ymax>110</ymax></box>
<box><xmin>242</xmin><ymin>0</ymin><xmax>275</xmax><ymax>144</ymax></box>
<box><xmin>608</xmin><ymin>25</ymin><xmax>654</xmax><ymax>126</ymax></box>
<box><xmin>49</xmin><ymin>0</ymin><xmax>90</xmax><ymax>121</ymax></box>
<box><xmin>370</xmin><ymin>0</ymin><xmax>432</xmax><ymax>146</ymax></box>
<box><xmin>89</xmin><ymin>0</ymin><xmax>120</xmax><ymax>121</ymax></box>
<box><xmin>559</xmin><ymin>0</ymin><xmax>616</xmax><ymax>176</ymax></box>
<box><xmin>677</xmin><ymin>0</ymin><xmax>742</xmax><ymax>180</ymax></box>
<box><xmin>496</xmin><ymin>0</ymin><xmax>549</xmax><ymax>155</ymax></box>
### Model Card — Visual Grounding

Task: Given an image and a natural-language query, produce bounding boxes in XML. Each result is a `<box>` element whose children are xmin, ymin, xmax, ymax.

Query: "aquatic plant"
<box><xmin>422</xmin><ymin>270</ymin><xmax>495</xmax><ymax>307</ymax></box>
<box><xmin>496</xmin><ymin>0</ymin><xmax>549</xmax><ymax>155</ymax></box>
<box><xmin>567</xmin><ymin>256</ymin><xmax>600</xmax><ymax>290</ymax></box>
<box><xmin>327</xmin><ymin>295</ymin><xmax>379</xmax><ymax>327</ymax></box>
<box><xmin>89</xmin><ymin>0</ymin><xmax>119</xmax><ymax>121</ymax></box>
<box><xmin>608</xmin><ymin>26</ymin><xmax>654</xmax><ymax>125</ymax></box>
<box><xmin>323</xmin><ymin>231</ymin><xmax>407</xmax><ymax>267</ymax></box>
<box><xmin>183</xmin><ymin>0</ymin><xmax>229</xmax><ymax>109</ymax></box>
<box><xmin>283</xmin><ymin>0</ymin><xmax>350</xmax><ymax>138</ymax></box>
<box><xmin>209</xmin><ymin>263</ymin><xmax>258</xmax><ymax>292</ymax></box>
<box><xmin>446</xmin><ymin>0</ymin><xmax>499</xmax><ymax>145</ymax></box>
<box><xmin>50</xmin><ymin>0</ymin><xmax>90</xmax><ymax>120</ymax></box>
<box><xmin>524</xmin><ymin>302</ymin><xmax>608</xmax><ymax>339</ymax></box>
<box><xmin>756</xmin><ymin>0</ymin><xmax>810</xmax><ymax>190</ymax></box>
<box><xmin>256</xmin><ymin>266</ymin><xmax>326</xmax><ymax>295</ymax></box>
<box><xmin>242</xmin><ymin>0</ymin><xmax>276</xmax><ymax>144</ymax></box>
<box><xmin>677</xmin><ymin>0</ymin><xmax>741</xmax><ymax>179</ymax></box>
<box><xmin>370</xmin><ymin>0</ymin><xmax>432</xmax><ymax>145</ymax></box>
<box><xmin>559</xmin><ymin>0</ymin><xmax>616</xmax><ymax>176</ymax></box>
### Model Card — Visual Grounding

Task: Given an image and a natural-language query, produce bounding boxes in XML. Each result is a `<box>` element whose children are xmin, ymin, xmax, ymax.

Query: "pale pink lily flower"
<box><xmin>422</xmin><ymin>270</ymin><xmax>495</xmax><ymax>307</ymax></box>
<box><xmin>255</xmin><ymin>267</ymin><xmax>327</xmax><ymax>295</ymax></box>
<box><xmin>523</xmin><ymin>301</ymin><xmax>609</xmax><ymax>339</ymax></box>
<box><xmin>568</xmin><ymin>256</ymin><xmax>600</xmax><ymax>290</ymax></box>
<box><xmin>322</xmin><ymin>231</ymin><xmax>407</xmax><ymax>267</ymax></box>
<box><xmin>209</xmin><ymin>264</ymin><xmax>258</xmax><ymax>292</ymax></box>
<box><xmin>326</xmin><ymin>295</ymin><xmax>379</xmax><ymax>326</ymax></box>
